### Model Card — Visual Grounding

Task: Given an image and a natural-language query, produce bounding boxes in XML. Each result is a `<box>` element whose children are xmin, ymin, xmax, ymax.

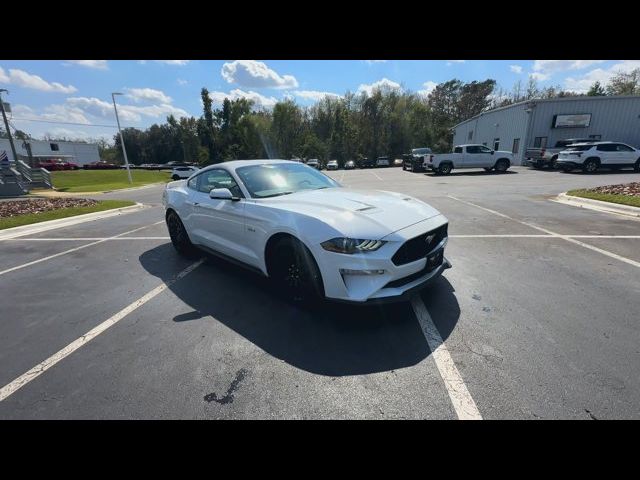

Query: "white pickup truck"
<box><xmin>424</xmin><ymin>144</ymin><xmax>514</xmax><ymax>175</ymax></box>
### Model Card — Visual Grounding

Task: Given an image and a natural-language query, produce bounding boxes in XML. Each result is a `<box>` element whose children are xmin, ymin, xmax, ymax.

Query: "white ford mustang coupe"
<box><xmin>163</xmin><ymin>160</ymin><xmax>451</xmax><ymax>304</ymax></box>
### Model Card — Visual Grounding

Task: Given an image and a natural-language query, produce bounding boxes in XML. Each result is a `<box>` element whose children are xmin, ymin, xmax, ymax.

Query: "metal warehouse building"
<box><xmin>0</xmin><ymin>138</ymin><xmax>100</xmax><ymax>166</ymax></box>
<box><xmin>452</xmin><ymin>95</ymin><xmax>640</xmax><ymax>165</ymax></box>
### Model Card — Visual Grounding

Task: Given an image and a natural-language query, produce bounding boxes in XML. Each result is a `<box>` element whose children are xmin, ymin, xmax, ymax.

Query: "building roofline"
<box><xmin>452</xmin><ymin>95</ymin><xmax>640</xmax><ymax>129</ymax></box>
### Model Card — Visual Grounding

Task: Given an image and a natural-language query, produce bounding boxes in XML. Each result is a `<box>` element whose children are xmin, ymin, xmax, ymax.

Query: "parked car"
<box><xmin>556</xmin><ymin>142</ymin><xmax>640</xmax><ymax>173</ymax></box>
<box><xmin>376</xmin><ymin>156</ymin><xmax>390</xmax><ymax>168</ymax></box>
<box><xmin>525</xmin><ymin>138</ymin><xmax>594</xmax><ymax>169</ymax></box>
<box><xmin>344</xmin><ymin>160</ymin><xmax>356</xmax><ymax>170</ymax></box>
<box><xmin>359</xmin><ymin>157</ymin><xmax>376</xmax><ymax>168</ymax></box>
<box><xmin>393</xmin><ymin>158</ymin><xmax>403</xmax><ymax>167</ymax></box>
<box><xmin>426</xmin><ymin>144</ymin><xmax>513</xmax><ymax>175</ymax></box>
<box><xmin>306</xmin><ymin>158</ymin><xmax>320</xmax><ymax>170</ymax></box>
<box><xmin>163</xmin><ymin>160</ymin><xmax>451</xmax><ymax>304</ymax></box>
<box><xmin>37</xmin><ymin>159</ymin><xmax>79</xmax><ymax>171</ymax></box>
<box><xmin>83</xmin><ymin>161</ymin><xmax>120</xmax><ymax>170</ymax></box>
<box><xmin>171</xmin><ymin>166</ymin><xmax>200</xmax><ymax>180</ymax></box>
<box><xmin>326</xmin><ymin>160</ymin><xmax>339</xmax><ymax>170</ymax></box>
<box><xmin>403</xmin><ymin>147</ymin><xmax>433</xmax><ymax>172</ymax></box>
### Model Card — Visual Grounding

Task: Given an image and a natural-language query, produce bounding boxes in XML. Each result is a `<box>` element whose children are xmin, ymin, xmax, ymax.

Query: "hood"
<box><xmin>262</xmin><ymin>187</ymin><xmax>441</xmax><ymax>239</ymax></box>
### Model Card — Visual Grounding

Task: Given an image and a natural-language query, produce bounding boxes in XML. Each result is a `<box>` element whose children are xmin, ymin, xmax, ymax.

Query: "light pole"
<box><xmin>0</xmin><ymin>89</ymin><xmax>19</xmax><ymax>164</ymax></box>
<box><xmin>111</xmin><ymin>92</ymin><xmax>132</xmax><ymax>184</ymax></box>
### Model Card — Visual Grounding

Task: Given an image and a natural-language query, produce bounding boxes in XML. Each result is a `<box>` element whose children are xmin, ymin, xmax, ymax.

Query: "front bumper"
<box><xmin>312</xmin><ymin>215</ymin><xmax>451</xmax><ymax>304</ymax></box>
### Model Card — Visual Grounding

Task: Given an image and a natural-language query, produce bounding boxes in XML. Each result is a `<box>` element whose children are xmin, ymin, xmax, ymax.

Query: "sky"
<box><xmin>1</xmin><ymin>60</ymin><xmax>638</xmax><ymax>144</ymax></box>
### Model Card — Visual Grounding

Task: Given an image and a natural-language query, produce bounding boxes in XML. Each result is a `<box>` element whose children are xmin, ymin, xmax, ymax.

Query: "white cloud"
<box><xmin>177</xmin><ymin>78</ymin><xmax>188</xmax><ymax>86</ymax></box>
<box><xmin>221</xmin><ymin>60</ymin><xmax>298</xmax><ymax>89</ymax></box>
<box><xmin>529</xmin><ymin>72</ymin><xmax>550</xmax><ymax>81</ymax></box>
<box><xmin>357</xmin><ymin>78</ymin><xmax>402</xmax><ymax>96</ymax></box>
<box><xmin>446</xmin><ymin>60</ymin><xmax>466</xmax><ymax>66</ymax></box>
<box><xmin>364</xmin><ymin>60</ymin><xmax>387</xmax><ymax>65</ymax></box>
<box><xmin>125</xmin><ymin>87</ymin><xmax>172</xmax><ymax>104</ymax></box>
<box><xmin>510</xmin><ymin>65</ymin><xmax>523</xmax><ymax>74</ymax></box>
<box><xmin>563</xmin><ymin>60</ymin><xmax>640</xmax><ymax>93</ymax></box>
<box><xmin>208</xmin><ymin>89</ymin><xmax>278</xmax><ymax>108</ymax></box>
<box><xmin>155</xmin><ymin>60</ymin><xmax>190</xmax><ymax>66</ymax></box>
<box><xmin>65</xmin><ymin>60</ymin><xmax>108</xmax><ymax>70</ymax></box>
<box><xmin>3</xmin><ymin>68</ymin><xmax>77</xmax><ymax>93</ymax></box>
<box><xmin>417</xmin><ymin>81</ymin><xmax>437</xmax><ymax>97</ymax></box>
<box><xmin>292</xmin><ymin>90</ymin><xmax>341</xmax><ymax>101</ymax></box>
<box><xmin>66</xmin><ymin>96</ymin><xmax>189</xmax><ymax>123</ymax></box>
<box><xmin>532</xmin><ymin>60</ymin><xmax>605</xmax><ymax>77</ymax></box>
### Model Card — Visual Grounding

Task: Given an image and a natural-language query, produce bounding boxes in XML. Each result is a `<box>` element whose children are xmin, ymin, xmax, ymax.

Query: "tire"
<box><xmin>550</xmin><ymin>156</ymin><xmax>558</xmax><ymax>169</ymax></box>
<box><xmin>268</xmin><ymin>237</ymin><xmax>324</xmax><ymax>304</ymax></box>
<box><xmin>402</xmin><ymin>164</ymin><xmax>406</xmax><ymax>171</ymax></box>
<box><xmin>166</xmin><ymin>210</ymin><xmax>199</xmax><ymax>258</ymax></box>
<box><xmin>171</xmin><ymin>174</ymin><xmax>180</xmax><ymax>180</ymax></box>
<box><xmin>494</xmin><ymin>159</ymin><xmax>510</xmax><ymax>172</ymax></box>
<box><xmin>634</xmin><ymin>159</ymin><xmax>640</xmax><ymax>172</ymax></box>
<box><xmin>438</xmin><ymin>163</ymin><xmax>452</xmax><ymax>175</ymax></box>
<box><xmin>582</xmin><ymin>158</ymin><xmax>599</xmax><ymax>174</ymax></box>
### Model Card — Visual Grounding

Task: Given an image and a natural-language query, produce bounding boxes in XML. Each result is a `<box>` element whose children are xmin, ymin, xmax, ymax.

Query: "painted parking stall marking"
<box><xmin>0</xmin><ymin>221</ymin><xmax>164</xmax><ymax>277</ymax></box>
<box><xmin>0</xmin><ymin>259</ymin><xmax>204</xmax><ymax>402</ymax></box>
<box><xmin>410</xmin><ymin>295</ymin><xmax>482</xmax><ymax>420</ymax></box>
<box><xmin>447</xmin><ymin>195</ymin><xmax>640</xmax><ymax>269</ymax></box>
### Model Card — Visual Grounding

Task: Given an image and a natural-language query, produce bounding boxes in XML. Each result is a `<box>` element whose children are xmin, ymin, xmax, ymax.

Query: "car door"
<box><xmin>189</xmin><ymin>169</ymin><xmax>246</xmax><ymax>260</ymax></box>
<box><xmin>615</xmin><ymin>143</ymin><xmax>636</xmax><ymax>165</ymax></box>
<box><xmin>596</xmin><ymin>144</ymin><xmax>618</xmax><ymax>165</ymax></box>
<box><xmin>465</xmin><ymin>145</ymin><xmax>492</xmax><ymax>168</ymax></box>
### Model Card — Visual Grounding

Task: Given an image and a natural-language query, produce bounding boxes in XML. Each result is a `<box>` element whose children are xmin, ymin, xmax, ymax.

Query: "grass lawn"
<box><xmin>567</xmin><ymin>189</ymin><xmax>640</xmax><ymax>208</ymax></box>
<box><xmin>0</xmin><ymin>200</ymin><xmax>135</xmax><ymax>230</ymax></box>
<box><xmin>51</xmin><ymin>169</ymin><xmax>171</xmax><ymax>192</ymax></box>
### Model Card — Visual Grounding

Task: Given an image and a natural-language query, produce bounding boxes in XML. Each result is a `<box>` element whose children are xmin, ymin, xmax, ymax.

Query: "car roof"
<box><xmin>569</xmin><ymin>141</ymin><xmax>615</xmax><ymax>146</ymax></box>
<box><xmin>197</xmin><ymin>159</ymin><xmax>296</xmax><ymax>174</ymax></box>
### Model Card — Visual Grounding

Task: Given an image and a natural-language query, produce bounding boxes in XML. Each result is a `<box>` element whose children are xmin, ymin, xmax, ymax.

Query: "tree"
<box><xmin>587</xmin><ymin>81</ymin><xmax>606</xmax><ymax>96</ymax></box>
<box><xmin>200</xmin><ymin>87</ymin><xmax>218</xmax><ymax>163</ymax></box>
<box><xmin>606</xmin><ymin>69</ymin><xmax>640</xmax><ymax>96</ymax></box>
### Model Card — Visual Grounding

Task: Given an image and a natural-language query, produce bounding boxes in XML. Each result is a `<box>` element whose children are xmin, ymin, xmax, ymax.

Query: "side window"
<box><xmin>480</xmin><ymin>146</ymin><xmax>493</xmax><ymax>153</ymax></box>
<box><xmin>466</xmin><ymin>146</ymin><xmax>481</xmax><ymax>154</ymax></box>
<box><xmin>187</xmin><ymin>175</ymin><xmax>198</xmax><ymax>190</ymax></box>
<box><xmin>197</xmin><ymin>169</ymin><xmax>243</xmax><ymax>197</ymax></box>
<box><xmin>454</xmin><ymin>147</ymin><xmax>463</xmax><ymax>154</ymax></box>
<box><xmin>596</xmin><ymin>144</ymin><xmax>616</xmax><ymax>152</ymax></box>
<box><xmin>616</xmin><ymin>144</ymin><xmax>634</xmax><ymax>152</ymax></box>
<box><xmin>534</xmin><ymin>137</ymin><xmax>547</xmax><ymax>148</ymax></box>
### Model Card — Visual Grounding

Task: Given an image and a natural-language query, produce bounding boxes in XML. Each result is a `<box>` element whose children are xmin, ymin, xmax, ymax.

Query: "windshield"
<box><xmin>412</xmin><ymin>148</ymin><xmax>432</xmax><ymax>155</ymax></box>
<box><xmin>236</xmin><ymin>162</ymin><xmax>339</xmax><ymax>198</ymax></box>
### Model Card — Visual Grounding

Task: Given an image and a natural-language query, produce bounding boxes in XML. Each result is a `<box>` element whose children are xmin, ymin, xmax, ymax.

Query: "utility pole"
<box><xmin>0</xmin><ymin>89</ymin><xmax>19</xmax><ymax>164</ymax></box>
<box><xmin>111</xmin><ymin>92</ymin><xmax>133</xmax><ymax>184</ymax></box>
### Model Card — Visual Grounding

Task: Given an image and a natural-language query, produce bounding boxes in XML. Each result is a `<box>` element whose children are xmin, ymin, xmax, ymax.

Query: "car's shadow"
<box><xmin>139</xmin><ymin>243</ymin><xmax>460</xmax><ymax>377</ymax></box>
<box><xmin>424</xmin><ymin>170</ymin><xmax>518</xmax><ymax>177</ymax></box>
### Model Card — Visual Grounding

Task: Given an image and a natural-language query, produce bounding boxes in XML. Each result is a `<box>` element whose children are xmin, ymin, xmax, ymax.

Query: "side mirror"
<box><xmin>209</xmin><ymin>188</ymin><xmax>239</xmax><ymax>201</ymax></box>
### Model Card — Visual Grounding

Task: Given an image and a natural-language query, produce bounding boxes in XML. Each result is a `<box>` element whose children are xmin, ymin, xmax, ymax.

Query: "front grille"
<box><xmin>391</xmin><ymin>223</ymin><xmax>448</xmax><ymax>266</ymax></box>
<box><xmin>384</xmin><ymin>248</ymin><xmax>444</xmax><ymax>289</ymax></box>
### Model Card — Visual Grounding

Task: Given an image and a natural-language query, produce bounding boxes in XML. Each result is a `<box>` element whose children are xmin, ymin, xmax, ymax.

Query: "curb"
<box><xmin>0</xmin><ymin>203</ymin><xmax>147</xmax><ymax>240</ymax></box>
<box><xmin>552</xmin><ymin>192</ymin><xmax>640</xmax><ymax>219</ymax></box>
<box><xmin>33</xmin><ymin>182</ymin><xmax>167</xmax><ymax>197</ymax></box>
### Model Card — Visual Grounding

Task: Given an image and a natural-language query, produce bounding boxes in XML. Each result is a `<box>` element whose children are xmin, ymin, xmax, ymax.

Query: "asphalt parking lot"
<box><xmin>1</xmin><ymin>166</ymin><xmax>639</xmax><ymax>419</ymax></box>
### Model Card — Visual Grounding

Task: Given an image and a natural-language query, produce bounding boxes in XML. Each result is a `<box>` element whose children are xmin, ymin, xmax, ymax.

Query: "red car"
<box><xmin>83</xmin><ymin>161</ymin><xmax>120</xmax><ymax>170</ymax></box>
<box><xmin>36</xmin><ymin>159</ymin><xmax>80</xmax><ymax>171</ymax></box>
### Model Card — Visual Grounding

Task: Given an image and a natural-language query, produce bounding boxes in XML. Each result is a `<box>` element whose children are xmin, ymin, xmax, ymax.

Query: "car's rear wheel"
<box><xmin>634</xmin><ymin>159</ymin><xmax>640</xmax><ymax>172</ymax></box>
<box><xmin>582</xmin><ymin>158</ymin><xmax>599</xmax><ymax>174</ymax></box>
<box><xmin>268</xmin><ymin>237</ymin><xmax>324</xmax><ymax>304</ymax></box>
<box><xmin>171</xmin><ymin>174</ymin><xmax>180</xmax><ymax>180</ymax></box>
<box><xmin>166</xmin><ymin>211</ymin><xmax>199</xmax><ymax>258</ymax></box>
<box><xmin>438</xmin><ymin>163</ymin><xmax>452</xmax><ymax>175</ymax></box>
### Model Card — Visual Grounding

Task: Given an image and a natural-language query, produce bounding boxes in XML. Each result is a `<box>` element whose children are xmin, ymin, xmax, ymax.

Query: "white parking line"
<box><xmin>0</xmin><ymin>259</ymin><xmax>204</xmax><ymax>402</ymax></box>
<box><xmin>0</xmin><ymin>221</ymin><xmax>164</xmax><ymax>277</ymax></box>
<box><xmin>410</xmin><ymin>296</ymin><xmax>482</xmax><ymax>420</ymax></box>
<box><xmin>5</xmin><ymin>237</ymin><xmax>171</xmax><ymax>241</ymax></box>
<box><xmin>370</xmin><ymin>170</ymin><xmax>383</xmax><ymax>181</ymax></box>
<box><xmin>447</xmin><ymin>195</ymin><xmax>640</xmax><ymax>269</ymax></box>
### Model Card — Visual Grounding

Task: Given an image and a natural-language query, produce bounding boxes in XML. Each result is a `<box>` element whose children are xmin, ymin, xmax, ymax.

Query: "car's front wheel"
<box><xmin>634</xmin><ymin>159</ymin><xmax>640</xmax><ymax>172</ymax></box>
<box><xmin>494</xmin><ymin>159</ymin><xmax>510</xmax><ymax>172</ymax></box>
<box><xmin>582</xmin><ymin>158</ymin><xmax>599</xmax><ymax>174</ymax></box>
<box><xmin>438</xmin><ymin>163</ymin><xmax>452</xmax><ymax>175</ymax></box>
<box><xmin>166</xmin><ymin>210</ymin><xmax>199</xmax><ymax>258</ymax></box>
<box><xmin>268</xmin><ymin>237</ymin><xmax>324</xmax><ymax>304</ymax></box>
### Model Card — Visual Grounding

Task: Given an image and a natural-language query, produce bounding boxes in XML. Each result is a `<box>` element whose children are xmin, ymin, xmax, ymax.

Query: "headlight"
<box><xmin>320</xmin><ymin>237</ymin><xmax>386</xmax><ymax>254</ymax></box>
